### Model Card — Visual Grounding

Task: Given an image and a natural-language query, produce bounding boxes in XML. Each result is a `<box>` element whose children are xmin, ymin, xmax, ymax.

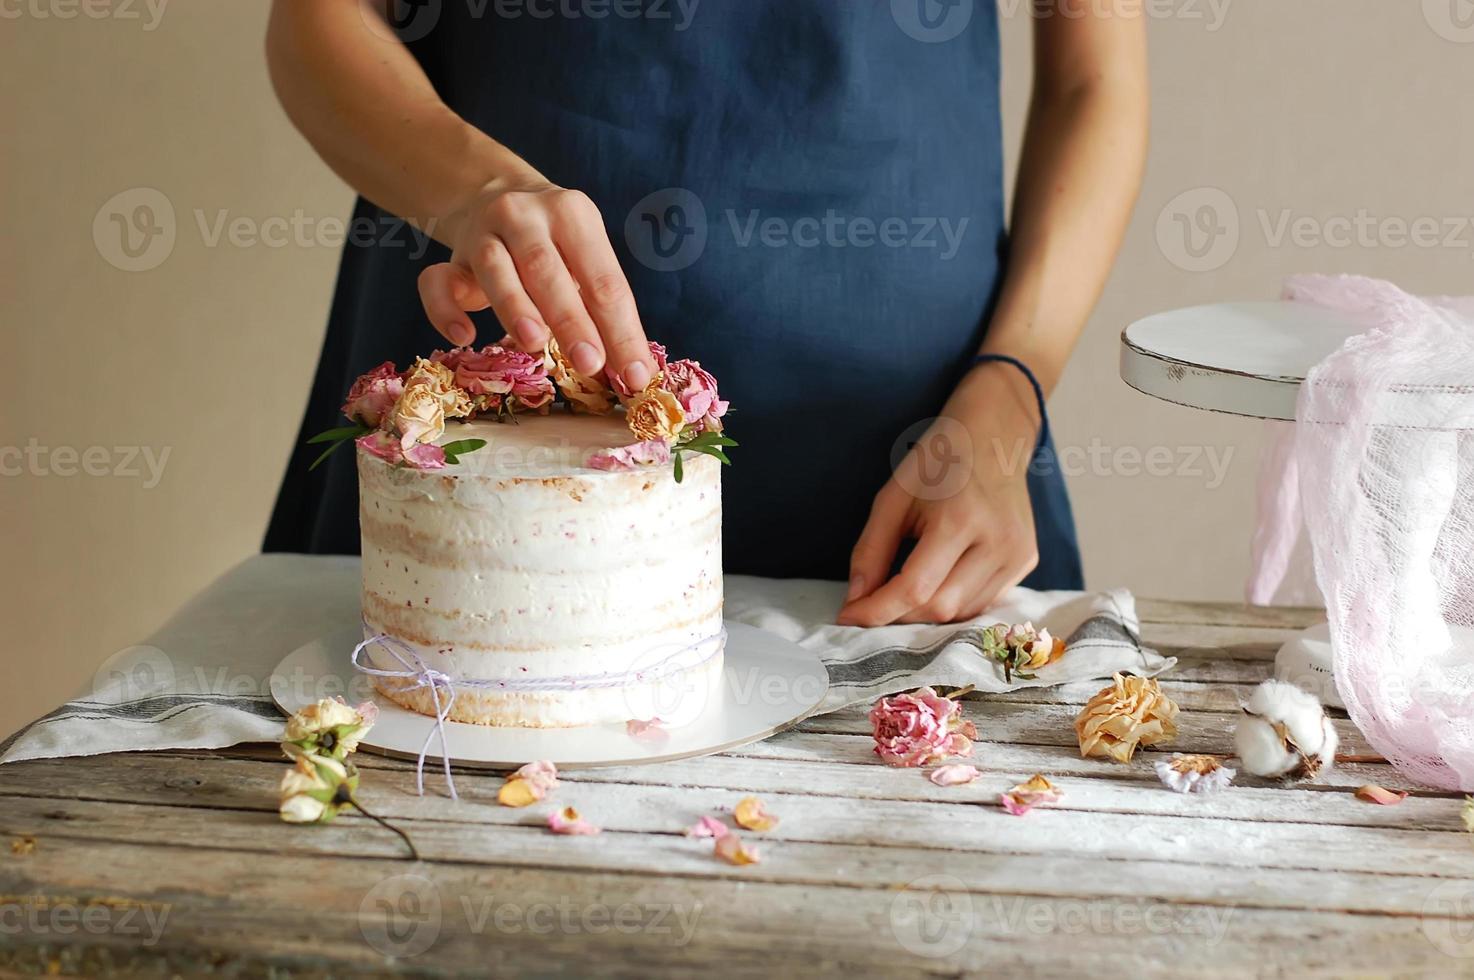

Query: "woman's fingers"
<box><xmin>552</xmin><ymin>193</ymin><xmax>656</xmax><ymax>392</ymax></box>
<box><xmin>416</xmin><ymin>262</ymin><xmax>484</xmax><ymax>347</ymax></box>
<box><xmin>840</xmin><ymin>484</ymin><xmax>911</xmax><ymax>613</ymax></box>
<box><xmin>837</xmin><ymin>521</ymin><xmax>969</xmax><ymax>628</ymax></box>
<box><xmin>896</xmin><ymin>546</ymin><xmax>998</xmax><ymax>625</ymax></box>
<box><xmin>462</xmin><ymin>236</ymin><xmax>546</xmax><ymax>351</ymax></box>
<box><xmin>503</xmin><ymin>230</ymin><xmax>605</xmax><ymax>376</ymax></box>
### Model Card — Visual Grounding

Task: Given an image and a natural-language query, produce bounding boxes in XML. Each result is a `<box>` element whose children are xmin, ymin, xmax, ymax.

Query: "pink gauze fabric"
<box><xmin>1253</xmin><ymin>274</ymin><xmax>1474</xmax><ymax>789</ymax></box>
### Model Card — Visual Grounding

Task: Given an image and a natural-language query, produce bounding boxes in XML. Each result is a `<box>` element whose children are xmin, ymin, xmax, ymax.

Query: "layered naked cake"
<box><xmin>357</xmin><ymin>411</ymin><xmax>725</xmax><ymax>728</ymax></box>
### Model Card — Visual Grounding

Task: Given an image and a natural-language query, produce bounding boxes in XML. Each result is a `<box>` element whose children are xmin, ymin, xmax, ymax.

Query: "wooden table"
<box><xmin>2</xmin><ymin>600</ymin><xmax>1472</xmax><ymax>977</ymax></box>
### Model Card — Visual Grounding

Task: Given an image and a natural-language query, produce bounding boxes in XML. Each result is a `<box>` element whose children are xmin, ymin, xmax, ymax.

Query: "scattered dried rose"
<box><xmin>714</xmin><ymin>833</ymin><xmax>761</xmax><ymax>866</ymax></box>
<box><xmin>626</xmin><ymin>718</ymin><xmax>668</xmax><ymax>740</ymax></box>
<box><xmin>498</xmin><ymin>760</ymin><xmax>559</xmax><ymax>807</ymax></box>
<box><xmin>1074</xmin><ymin>673</ymin><xmax>1179</xmax><ymax>764</ymax></box>
<box><xmin>928</xmin><ymin>765</ymin><xmax>981</xmax><ymax>787</ymax></box>
<box><xmin>283</xmin><ymin>697</ymin><xmax>378</xmax><ymax>762</ymax></box>
<box><xmin>869</xmin><ymin>687</ymin><xmax>977</xmax><ymax>768</ymax></box>
<box><xmin>1000</xmin><ymin>774</ymin><xmax>1063</xmax><ymax>816</ymax></box>
<box><xmin>10</xmin><ymin>837</ymin><xmax>36</xmax><ymax>856</ymax></box>
<box><xmin>684</xmin><ymin>816</ymin><xmax>730</xmax><ymax>839</ymax></box>
<box><xmin>734</xmin><ymin>796</ymin><xmax>779</xmax><ymax>832</ymax></box>
<box><xmin>279</xmin><ymin>752</ymin><xmax>357</xmax><ymax>824</ymax></box>
<box><xmin>547</xmin><ymin>806</ymin><xmax>601</xmax><ymax>836</ymax></box>
<box><xmin>980</xmin><ymin>622</ymin><xmax>1067</xmax><ymax>681</ymax></box>
<box><xmin>1154</xmin><ymin>754</ymin><xmax>1235</xmax><ymax>795</ymax></box>
<box><xmin>1355</xmin><ymin>784</ymin><xmax>1409</xmax><ymax>806</ymax></box>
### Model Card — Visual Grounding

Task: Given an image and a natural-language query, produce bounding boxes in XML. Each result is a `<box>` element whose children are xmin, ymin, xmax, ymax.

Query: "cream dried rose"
<box><xmin>546</xmin><ymin>337</ymin><xmax>614</xmax><ymax>414</ymax></box>
<box><xmin>404</xmin><ymin>357</ymin><xmax>472</xmax><ymax>419</ymax></box>
<box><xmin>1074</xmin><ymin>673</ymin><xmax>1179</xmax><ymax>764</ymax></box>
<box><xmin>626</xmin><ymin>385</ymin><xmax>686</xmax><ymax>443</ymax></box>
<box><xmin>392</xmin><ymin>385</ymin><xmax>447</xmax><ymax>449</ymax></box>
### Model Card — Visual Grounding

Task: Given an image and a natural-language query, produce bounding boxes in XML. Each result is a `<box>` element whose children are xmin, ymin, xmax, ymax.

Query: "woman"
<box><xmin>263</xmin><ymin>0</ymin><xmax>1148</xmax><ymax>627</ymax></box>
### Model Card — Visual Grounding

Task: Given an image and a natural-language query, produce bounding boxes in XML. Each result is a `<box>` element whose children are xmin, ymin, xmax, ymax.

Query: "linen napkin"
<box><xmin>1</xmin><ymin>555</ymin><xmax>1171</xmax><ymax>764</ymax></box>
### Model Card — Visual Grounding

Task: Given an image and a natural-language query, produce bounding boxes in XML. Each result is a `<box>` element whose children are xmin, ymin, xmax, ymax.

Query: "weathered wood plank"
<box><xmin>0</xmin><ymin>831</ymin><xmax>1463</xmax><ymax>977</ymax></box>
<box><xmin>2</xmin><ymin>755</ymin><xmax>1468</xmax><ymax>880</ymax></box>
<box><xmin>2</xmin><ymin>793</ymin><xmax>1468</xmax><ymax>921</ymax></box>
<box><xmin>1137</xmin><ymin>598</ymin><xmax>1324</xmax><ymax>630</ymax></box>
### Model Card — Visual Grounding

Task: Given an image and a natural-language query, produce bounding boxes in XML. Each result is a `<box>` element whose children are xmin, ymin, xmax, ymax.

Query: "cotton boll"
<box><xmin>1234</xmin><ymin>713</ymin><xmax>1300</xmax><ymax>778</ymax></box>
<box><xmin>1234</xmin><ymin>679</ymin><xmax>1338</xmax><ymax>780</ymax></box>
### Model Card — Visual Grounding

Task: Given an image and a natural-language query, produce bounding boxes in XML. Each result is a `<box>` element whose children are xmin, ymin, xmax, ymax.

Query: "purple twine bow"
<box><xmin>351</xmin><ymin>630</ymin><xmax>462</xmax><ymax>799</ymax></box>
<box><xmin>350</xmin><ymin>625</ymin><xmax>726</xmax><ymax>799</ymax></box>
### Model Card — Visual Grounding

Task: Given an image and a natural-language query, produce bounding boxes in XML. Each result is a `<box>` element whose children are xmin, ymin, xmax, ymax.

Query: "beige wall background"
<box><xmin>5</xmin><ymin>0</ymin><xmax>1472</xmax><ymax>739</ymax></box>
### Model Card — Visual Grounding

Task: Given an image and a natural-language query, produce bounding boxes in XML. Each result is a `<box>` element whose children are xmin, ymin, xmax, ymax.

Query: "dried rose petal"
<box><xmin>684</xmin><ymin>816</ymin><xmax>730</xmax><ymax>839</ymax></box>
<box><xmin>928</xmin><ymin>765</ymin><xmax>981</xmax><ymax>787</ymax></box>
<box><xmin>547</xmin><ymin>806</ymin><xmax>601</xmax><ymax>835</ymax></box>
<box><xmin>714</xmin><ymin>833</ymin><xmax>760</xmax><ymax>865</ymax></box>
<box><xmin>1000</xmin><ymin>774</ymin><xmax>1063</xmax><ymax>816</ymax></box>
<box><xmin>497</xmin><ymin>778</ymin><xmax>543</xmax><ymax>808</ymax></box>
<box><xmin>627</xmin><ymin>718</ymin><xmax>667</xmax><ymax>741</ymax></box>
<box><xmin>733</xmin><ymin>796</ymin><xmax>779</xmax><ymax>832</ymax></box>
<box><xmin>513</xmin><ymin>760</ymin><xmax>559</xmax><ymax>790</ymax></box>
<box><xmin>1355</xmin><ymin>784</ymin><xmax>1409</xmax><ymax>806</ymax></box>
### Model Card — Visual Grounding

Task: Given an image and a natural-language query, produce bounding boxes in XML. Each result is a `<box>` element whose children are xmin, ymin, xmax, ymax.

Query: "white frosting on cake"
<box><xmin>358</xmin><ymin>412</ymin><xmax>724</xmax><ymax>727</ymax></box>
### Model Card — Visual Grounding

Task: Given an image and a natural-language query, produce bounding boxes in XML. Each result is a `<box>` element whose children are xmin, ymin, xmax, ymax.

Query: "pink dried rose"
<box><xmin>547</xmin><ymin>806</ymin><xmax>601</xmax><ymax>836</ymax></box>
<box><xmin>497</xmin><ymin>760</ymin><xmax>559</xmax><ymax>808</ymax></box>
<box><xmin>356</xmin><ymin>431</ymin><xmax>446</xmax><ymax>470</ymax></box>
<box><xmin>588</xmin><ymin>439</ymin><xmax>673</xmax><ymax>472</ymax></box>
<box><xmin>341</xmin><ymin>361</ymin><xmax>405</xmax><ymax>428</ymax></box>
<box><xmin>662</xmin><ymin>359</ymin><xmax>729</xmax><ymax>433</ymax></box>
<box><xmin>447</xmin><ymin>345</ymin><xmax>555</xmax><ymax>410</ymax></box>
<box><xmin>607</xmin><ymin>341</ymin><xmax>669</xmax><ymax>397</ymax></box>
<box><xmin>869</xmin><ymin>687</ymin><xmax>977</xmax><ymax>768</ymax></box>
<box><xmin>928</xmin><ymin>765</ymin><xmax>981</xmax><ymax>787</ymax></box>
<box><xmin>1000</xmin><ymin>774</ymin><xmax>1063</xmax><ymax>816</ymax></box>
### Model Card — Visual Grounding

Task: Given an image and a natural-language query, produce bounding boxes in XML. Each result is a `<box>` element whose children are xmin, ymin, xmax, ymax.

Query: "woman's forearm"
<box><xmin>265</xmin><ymin>0</ymin><xmax>538</xmax><ymax>244</ymax></box>
<box><xmin>977</xmin><ymin>13</ymin><xmax>1150</xmax><ymax>402</ymax></box>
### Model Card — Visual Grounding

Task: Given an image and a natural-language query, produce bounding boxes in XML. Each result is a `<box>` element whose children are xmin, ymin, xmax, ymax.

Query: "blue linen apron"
<box><xmin>266</xmin><ymin>0</ymin><xmax>1083</xmax><ymax>589</ymax></box>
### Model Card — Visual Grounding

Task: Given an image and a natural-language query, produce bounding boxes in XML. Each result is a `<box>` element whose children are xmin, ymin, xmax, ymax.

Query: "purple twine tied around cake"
<box><xmin>351</xmin><ymin>630</ymin><xmax>464</xmax><ymax>799</ymax></box>
<box><xmin>350</xmin><ymin>625</ymin><xmax>726</xmax><ymax>799</ymax></box>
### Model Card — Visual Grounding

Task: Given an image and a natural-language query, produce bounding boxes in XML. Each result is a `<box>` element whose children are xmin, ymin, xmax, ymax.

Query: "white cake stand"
<box><xmin>270</xmin><ymin>621</ymin><xmax>829</xmax><ymax>770</ymax></box>
<box><xmin>1120</xmin><ymin>301</ymin><xmax>1373</xmax><ymax>706</ymax></box>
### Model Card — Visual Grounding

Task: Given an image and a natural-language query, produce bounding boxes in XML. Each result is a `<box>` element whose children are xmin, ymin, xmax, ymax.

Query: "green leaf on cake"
<box><xmin>307</xmin><ymin>424</ymin><xmax>371</xmax><ymax>445</ymax></box>
<box><xmin>673</xmin><ymin>452</ymin><xmax>685</xmax><ymax>483</ymax></box>
<box><xmin>308</xmin><ymin>437</ymin><xmax>353</xmax><ymax>472</ymax></box>
<box><xmin>439</xmin><ymin>438</ymin><xmax>488</xmax><ymax>465</ymax></box>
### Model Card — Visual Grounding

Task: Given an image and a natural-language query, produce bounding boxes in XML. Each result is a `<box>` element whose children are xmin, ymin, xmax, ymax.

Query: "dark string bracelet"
<box><xmin>972</xmin><ymin>354</ymin><xmax>1050</xmax><ymax>458</ymax></box>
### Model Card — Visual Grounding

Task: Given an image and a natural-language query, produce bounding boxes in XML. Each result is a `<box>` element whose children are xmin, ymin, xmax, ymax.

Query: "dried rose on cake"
<box><xmin>1074</xmin><ymin>673</ymin><xmax>1179</xmax><ymax>764</ymax></box>
<box><xmin>869</xmin><ymin>687</ymin><xmax>978</xmax><ymax>768</ymax></box>
<box><xmin>309</xmin><ymin>337</ymin><xmax>734</xmax><ymax>480</ymax></box>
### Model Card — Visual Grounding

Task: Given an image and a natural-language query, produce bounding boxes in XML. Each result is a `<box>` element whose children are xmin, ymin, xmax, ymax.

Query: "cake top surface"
<box><xmin>427</xmin><ymin>411</ymin><xmax>655</xmax><ymax>477</ymax></box>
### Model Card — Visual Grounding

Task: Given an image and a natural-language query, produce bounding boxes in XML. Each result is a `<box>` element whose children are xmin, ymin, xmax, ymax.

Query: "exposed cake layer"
<box><xmin>357</xmin><ymin>413</ymin><xmax>724</xmax><ymax>725</ymax></box>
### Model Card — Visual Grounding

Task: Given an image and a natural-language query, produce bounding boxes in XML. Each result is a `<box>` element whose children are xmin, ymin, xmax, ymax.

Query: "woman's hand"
<box><xmin>417</xmin><ymin>175</ymin><xmax>659</xmax><ymax>392</ymax></box>
<box><xmin>836</xmin><ymin>363</ymin><xmax>1042</xmax><ymax>627</ymax></box>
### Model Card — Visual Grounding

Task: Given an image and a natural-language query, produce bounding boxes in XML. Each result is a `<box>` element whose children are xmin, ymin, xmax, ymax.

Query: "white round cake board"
<box><xmin>269</xmin><ymin>620</ymin><xmax>829</xmax><ymax>769</ymax></box>
<box><xmin>1120</xmin><ymin>301</ymin><xmax>1372</xmax><ymax>421</ymax></box>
